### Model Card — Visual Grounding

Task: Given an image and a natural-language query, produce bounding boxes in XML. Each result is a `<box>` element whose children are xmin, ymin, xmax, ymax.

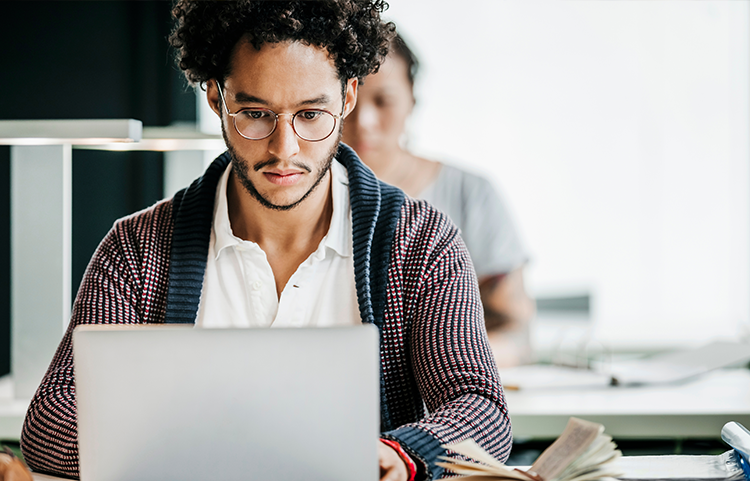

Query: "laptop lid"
<box><xmin>73</xmin><ymin>325</ymin><xmax>380</xmax><ymax>481</ymax></box>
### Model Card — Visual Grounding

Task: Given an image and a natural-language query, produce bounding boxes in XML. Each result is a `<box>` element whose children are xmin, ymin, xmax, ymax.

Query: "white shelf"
<box><xmin>76</xmin><ymin>126</ymin><xmax>224</xmax><ymax>151</ymax></box>
<box><xmin>0</xmin><ymin>121</ymin><xmax>224</xmax><ymax>151</ymax></box>
<box><xmin>0</xmin><ymin>119</ymin><xmax>142</xmax><ymax>145</ymax></box>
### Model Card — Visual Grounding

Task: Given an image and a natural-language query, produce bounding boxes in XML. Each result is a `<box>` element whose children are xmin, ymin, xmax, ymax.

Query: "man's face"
<box><xmin>209</xmin><ymin>39</ymin><xmax>357</xmax><ymax>211</ymax></box>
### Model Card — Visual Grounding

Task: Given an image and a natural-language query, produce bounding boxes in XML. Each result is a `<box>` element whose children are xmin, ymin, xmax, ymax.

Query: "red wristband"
<box><xmin>380</xmin><ymin>438</ymin><xmax>417</xmax><ymax>481</ymax></box>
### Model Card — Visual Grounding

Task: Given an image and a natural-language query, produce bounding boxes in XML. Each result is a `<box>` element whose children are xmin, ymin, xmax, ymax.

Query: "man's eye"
<box><xmin>243</xmin><ymin>110</ymin><xmax>269</xmax><ymax>120</ymax></box>
<box><xmin>299</xmin><ymin>110</ymin><xmax>322</xmax><ymax>121</ymax></box>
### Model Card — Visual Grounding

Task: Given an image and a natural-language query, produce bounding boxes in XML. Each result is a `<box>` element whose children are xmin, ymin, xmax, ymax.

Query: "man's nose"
<box><xmin>267</xmin><ymin>115</ymin><xmax>300</xmax><ymax>159</ymax></box>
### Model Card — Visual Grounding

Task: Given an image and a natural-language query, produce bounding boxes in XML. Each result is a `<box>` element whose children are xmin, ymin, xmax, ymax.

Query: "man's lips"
<box><xmin>263</xmin><ymin>170</ymin><xmax>304</xmax><ymax>186</ymax></box>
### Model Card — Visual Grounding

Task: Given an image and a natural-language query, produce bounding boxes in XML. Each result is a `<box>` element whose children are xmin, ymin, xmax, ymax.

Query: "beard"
<box><xmin>222</xmin><ymin>123</ymin><xmax>341</xmax><ymax>211</ymax></box>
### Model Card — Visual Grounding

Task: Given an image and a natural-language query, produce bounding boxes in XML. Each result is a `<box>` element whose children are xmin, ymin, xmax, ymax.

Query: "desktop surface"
<box><xmin>505</xmin><ymin>369</ymin><xmax>750</xmax><ymax>438</ymax></box>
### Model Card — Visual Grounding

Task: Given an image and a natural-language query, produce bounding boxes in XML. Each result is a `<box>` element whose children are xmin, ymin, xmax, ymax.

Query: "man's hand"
<box><xmin>0</xmin><ymin>447</ymin><xmax>33</xmax><ymax>481</ymax></box>
<box><xmin>379</xmin><ymin>441</ymin><xmax>409</xmax><ymax>481</ymax></box>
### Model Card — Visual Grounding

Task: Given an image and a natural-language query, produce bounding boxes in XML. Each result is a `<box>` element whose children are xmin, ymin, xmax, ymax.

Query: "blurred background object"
<box><xmin>381</xmin><ymin>0</ymin><xmax>750</xmax><ymax>359</ymax></box>
<box><xmin>342</xmin><ymin>33</ymin><xmax>535</xmax><ymax>367</ymax></box>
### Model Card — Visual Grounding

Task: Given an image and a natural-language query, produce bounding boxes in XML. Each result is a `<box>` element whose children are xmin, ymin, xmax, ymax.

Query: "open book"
<box><xmin>437</xmin><ymin>417</ymin><xmax>622</xmax><ymax>481</ymax></box>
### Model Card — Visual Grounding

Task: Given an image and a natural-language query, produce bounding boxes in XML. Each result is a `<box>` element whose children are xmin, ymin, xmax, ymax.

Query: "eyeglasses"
<box><xmin>216</xmin><ymin>82</ymin><xmax>342</xmax><ymax>142</ymax></box>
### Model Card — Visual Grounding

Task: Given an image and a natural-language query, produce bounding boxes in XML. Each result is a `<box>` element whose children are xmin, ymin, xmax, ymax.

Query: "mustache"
<box><xmin>253</xmin><ymin>158</ymin><xmax>312</xmax><ymax>173</ymax></box>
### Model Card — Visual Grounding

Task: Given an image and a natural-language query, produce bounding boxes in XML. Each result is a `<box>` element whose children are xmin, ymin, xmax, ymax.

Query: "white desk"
<box><xmin>21</xmin><ymin>371</ymin><xmax>750</xmax><ymax>480</ymax></box>
<box><xmin>505</xmin><ymin>369</ymin><xmax>750</xmax><ymax>439</ymax></box>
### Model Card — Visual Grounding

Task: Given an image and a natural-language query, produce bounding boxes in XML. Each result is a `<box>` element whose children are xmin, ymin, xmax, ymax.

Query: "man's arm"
<box><xmin>20</xmin><ymin>202</ymin><xmax>172</xmax><ymax>478</ymax></box>
<box><xmin>382</xmin><ymin>203</ymin><xmax>512</xmax><ymax>480</ymax></box>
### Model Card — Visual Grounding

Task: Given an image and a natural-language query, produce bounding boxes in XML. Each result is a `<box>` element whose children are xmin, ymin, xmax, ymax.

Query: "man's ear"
<box><xmin>343</xmin><ymin>78</ymin><xmax>358</xmax><ymax>119</ymax></box>
<box><xmin>206</xmin><ymin>79</ymin><xmax>223</xmax><ymax>118</ymax></box>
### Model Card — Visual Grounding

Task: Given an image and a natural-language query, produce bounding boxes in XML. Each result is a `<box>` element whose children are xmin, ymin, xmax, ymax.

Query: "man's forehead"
<box><xmin>224</xmin><ymin>39</ymin><xmax>344</xmax><ymax>106</ymax></box>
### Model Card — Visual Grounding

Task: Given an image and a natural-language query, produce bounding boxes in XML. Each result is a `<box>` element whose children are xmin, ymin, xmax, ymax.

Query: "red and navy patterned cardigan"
<box><xmin>20</xmin><ymin>144</ymin><xmax>512</xmax><ymax>480</ymax></box>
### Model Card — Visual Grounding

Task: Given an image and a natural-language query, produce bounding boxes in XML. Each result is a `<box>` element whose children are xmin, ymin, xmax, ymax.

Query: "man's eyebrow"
<box><xmin>298</xmin><ymin>95</ymin><xmax>332</xmax><ymax>106</ymax></box>
<box><xmin>233</xmin><ymin>92</ymin><xmax>268</xmax><ymax>105</ymax></box>
<box><xmin>232</xmin><ymin>92</ymin><xmax>334</xmax><ymax>108</ymax></box>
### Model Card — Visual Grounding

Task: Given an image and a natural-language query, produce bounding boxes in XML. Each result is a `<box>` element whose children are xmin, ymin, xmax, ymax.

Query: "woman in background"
<box><xmin>343</xmin><ymin>34</ymin><xmax>535</xmax><ymax>367</ymax></box>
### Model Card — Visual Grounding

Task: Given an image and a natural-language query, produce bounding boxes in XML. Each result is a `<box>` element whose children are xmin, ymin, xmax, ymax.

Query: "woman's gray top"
<box><xmin>420</xmin><ymin>163</ymin><xmax>527</xmax><ymax>279</ymax></box>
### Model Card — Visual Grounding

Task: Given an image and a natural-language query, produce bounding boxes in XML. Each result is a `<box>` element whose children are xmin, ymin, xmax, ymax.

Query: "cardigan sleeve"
<box><xmin>20</xmin><ymin>200</ymin><xmax>173</xmax><ymax>479</ymax></box>
<box><xmin>382</xmin><ymin>199</ymin><xmax>512</xmax><ymax>480</ymax></box>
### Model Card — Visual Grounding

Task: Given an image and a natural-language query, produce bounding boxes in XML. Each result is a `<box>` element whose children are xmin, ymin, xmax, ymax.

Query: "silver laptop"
<box><xmin>73</xmin><ymin>325</ymin><xmax>380</xmax><ymax>481</ymax></box>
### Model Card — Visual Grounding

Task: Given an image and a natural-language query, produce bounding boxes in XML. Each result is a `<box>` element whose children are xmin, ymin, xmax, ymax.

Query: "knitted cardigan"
<box><xmin>20</xmin><ymin>144</ymin><xmax>512</xmax><ymax>480</ymax></box>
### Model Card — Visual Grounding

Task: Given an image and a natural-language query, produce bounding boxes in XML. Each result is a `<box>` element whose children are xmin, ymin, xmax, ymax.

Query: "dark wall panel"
<box><xmin>0</xmin><ymin>1</ymin><xmax>195</xmax><ymax>123</ymax></box>
<box><xmin>0</xmin><ymin>147</ymin><xmax>10</xmax><ymax>376</ymax></box>
<box><xmin>0</xmin><ymin>1</ymin><xmax>196</xmax><ymax>376</ymax></box>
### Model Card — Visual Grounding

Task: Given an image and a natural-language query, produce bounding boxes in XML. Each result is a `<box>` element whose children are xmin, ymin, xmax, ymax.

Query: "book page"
<box><xmin>439</xmin><ymin>417</ymin><xmax>620</xmax><ymax>481</ymax></box>
<box><xmin>530</xmin><ymin>418</ymin><xmax>603</xmax><ymax>481</ymax></box>
<box><xmin>557</xmin><ymin>434</ymin><xmax>621</xmax><ymax>481</ymax></box>
<box><xmin>437</xmin><ymin>439</ymin><xmax>529</xmax><ymax>480</ymax></box>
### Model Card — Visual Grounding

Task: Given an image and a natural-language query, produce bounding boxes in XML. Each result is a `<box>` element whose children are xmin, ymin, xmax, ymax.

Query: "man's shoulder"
<box><xmin>116</xmin><ymin>196</ymin><xmax>173</xmax><ymax>226</ymax></box>
<box><xmin>389</xmin><ymin>197</ymin><xmax>473</xmax><ymax>287</ymax></box>
<box><xmin>109</xmin><ymin>197</ymin><xmax>175</xmax><ymax>246</ymax></box>
<box><xmin>400</xmin><ymin>195</ymin><xmax>452</xmax><ymax>222</ymax></box>
<box><xmin>83</xmin><ymin>197</ymin><xmax>175</xmax><ymax>290</ymax></box>
<box><xmin>395</xmin><ymin>196</ymin><xmax>461</xmax><ymax>247</ymax></box>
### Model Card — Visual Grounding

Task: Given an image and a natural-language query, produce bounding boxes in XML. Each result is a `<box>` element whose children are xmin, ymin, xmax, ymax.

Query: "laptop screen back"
<box><xmin>73</xmin><ymin>325</ymin><xmax>380</xmax><ymax>481</ymax></box>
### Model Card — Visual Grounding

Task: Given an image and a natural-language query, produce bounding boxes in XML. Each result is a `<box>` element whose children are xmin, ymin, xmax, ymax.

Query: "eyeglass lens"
<box><xmin>234</xmin><ymin>108</ymin><xmax>336</xmax><ymax>141</ymax></box>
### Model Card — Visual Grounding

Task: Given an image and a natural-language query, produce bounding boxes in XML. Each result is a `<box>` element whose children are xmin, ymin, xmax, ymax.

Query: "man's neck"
<box><xmin>227</xmin><ymin>169</ymin><xmax>333</xmax><ymax>248</ymax></box>
<box><xmin>226</xmin><ymin>169</ymin><xmax>334</xmax><ymax>297</ymax></box>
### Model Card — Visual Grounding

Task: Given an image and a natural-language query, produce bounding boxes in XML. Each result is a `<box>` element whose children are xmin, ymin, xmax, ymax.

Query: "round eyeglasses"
<box><xmin>216</xmin><ymin>82</ymin><xmax>342</xmax><ymax>142</ymax></box>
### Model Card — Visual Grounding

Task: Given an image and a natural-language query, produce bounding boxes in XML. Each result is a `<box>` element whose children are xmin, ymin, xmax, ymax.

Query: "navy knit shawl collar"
<box><xmin>164</xmin><ymin>143</ymin><xmax>406</xmax><ymax>328</ymax></box>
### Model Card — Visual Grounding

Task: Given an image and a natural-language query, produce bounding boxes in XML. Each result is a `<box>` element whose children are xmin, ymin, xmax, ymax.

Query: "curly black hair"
<box><xmin>169</xmin><ymin>0</ymin><xmax>396</xmax><ymax>87</ymax></box>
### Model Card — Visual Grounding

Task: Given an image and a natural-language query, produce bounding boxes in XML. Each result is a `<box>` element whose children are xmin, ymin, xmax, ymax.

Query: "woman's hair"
<box><xmin>169</xmin><ymin>0</ymin><xmax>396</xmax><ymax>87</ymax></box>
<box><xmin>390</xmin><ymin>32</ymin><xmax>420</xmax><ymax>86</ymax></box>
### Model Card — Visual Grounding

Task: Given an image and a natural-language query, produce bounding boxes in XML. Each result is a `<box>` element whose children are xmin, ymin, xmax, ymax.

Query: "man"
<box><xmin>21</xmin><ymin>2</ymin><xmax>511</xmax><ymax>480</ymax></box>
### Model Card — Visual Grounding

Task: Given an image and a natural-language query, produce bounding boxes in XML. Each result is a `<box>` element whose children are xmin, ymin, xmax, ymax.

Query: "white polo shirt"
<box><xmin>195</xmin><ymin>159</ymin><xmax>360</xmax><ymax>328</ymax></box>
